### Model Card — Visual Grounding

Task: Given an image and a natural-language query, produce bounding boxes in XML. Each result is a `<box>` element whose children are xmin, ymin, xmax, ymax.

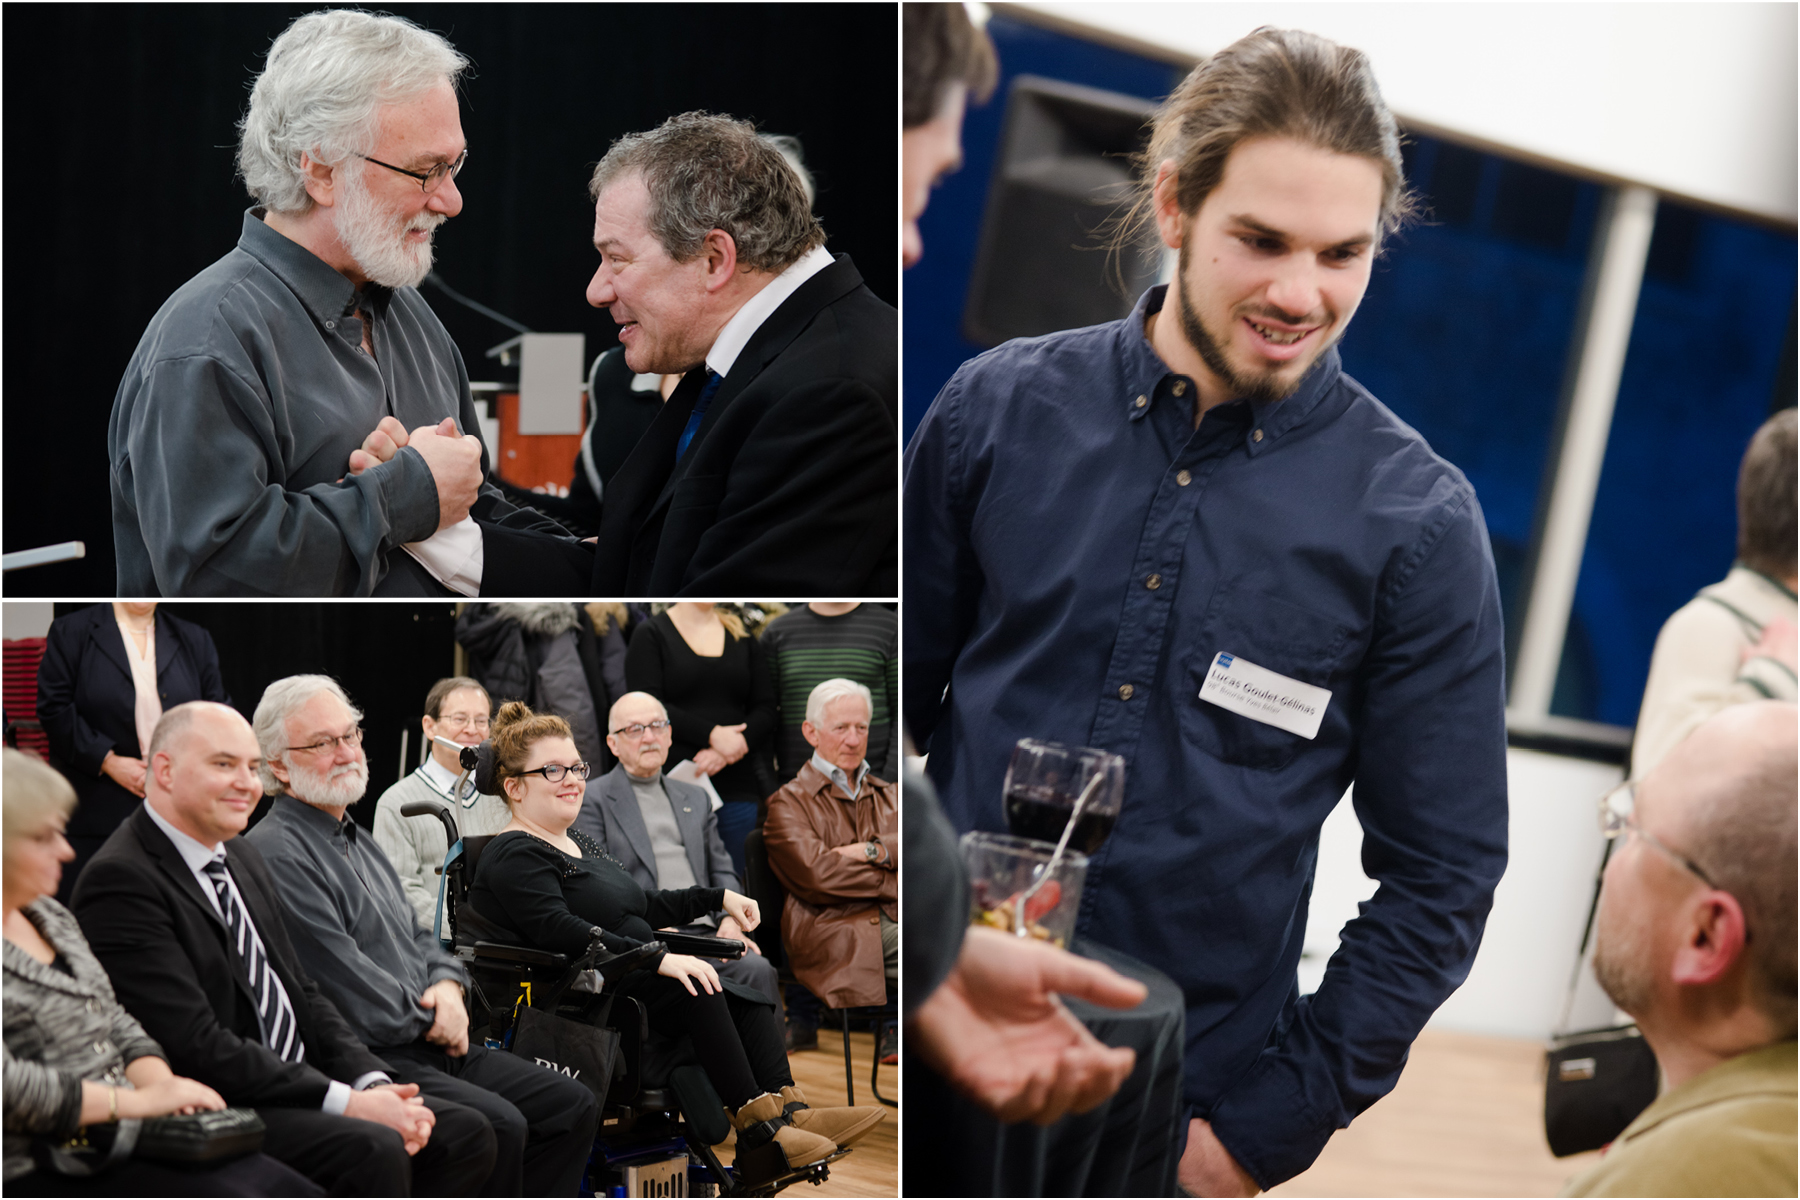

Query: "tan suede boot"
<box><xmin>780</xmin><ymin>1084</ymin><xmax>887</xmax><ymax>1147</ymax></box>
<box><xmin>727</xmin><ymin>1092</ymin><xmax>836</xmax><ymax>1182</ymax></box>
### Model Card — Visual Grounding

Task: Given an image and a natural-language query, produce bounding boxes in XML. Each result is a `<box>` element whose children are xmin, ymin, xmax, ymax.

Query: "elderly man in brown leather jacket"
<box><xmin>764</xmin><ymin>679</ymin><xmax>898</xmax><ymax>1058</ymax></box>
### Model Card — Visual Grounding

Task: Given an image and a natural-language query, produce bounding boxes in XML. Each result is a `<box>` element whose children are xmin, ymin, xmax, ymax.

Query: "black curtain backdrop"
<box><xmin>52</xmin><ymin>601</ymin><xmax>463</xmax><ymax>831</ymax></box>
<box><xmin>10</xmin><ymin>3</ymin><xmax>899</xmax><ymax>596</ymax></box>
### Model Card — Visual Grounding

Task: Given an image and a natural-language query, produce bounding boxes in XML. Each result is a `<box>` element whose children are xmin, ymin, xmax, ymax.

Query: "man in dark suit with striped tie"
<box><xmin>71</xmin><ymin>701</ymin><xmax>496</xmax><ymax>1196</ymax></box>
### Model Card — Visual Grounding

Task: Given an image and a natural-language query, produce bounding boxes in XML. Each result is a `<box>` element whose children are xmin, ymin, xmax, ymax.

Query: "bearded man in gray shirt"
<box><xmin>109</xmin><ymin>10</ymin><xmax>569</xmax><ymax>596</ymax></box>
<box><xmin>575</xmin><ymin>691</ymin><xmax>780</xmax><ymax>1004</ymax></box>
<box><xmin>245</xmin><ymin>674</ymin><xmax>599</xmax><ymax>1195</ymax></box>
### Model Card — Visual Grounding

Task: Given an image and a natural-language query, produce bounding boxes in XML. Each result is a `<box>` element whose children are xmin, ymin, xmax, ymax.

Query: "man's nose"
<box><xmin>1263</xmin><ymin>257</ymin><xmax>1324</xmax><ymax>321</ymax></box>
<box><xmin>587</xmin><ymin>267</ymin><xmax>615</xmax><ymax>309</ymax></box>
<box><xmin>427</xmin><ymin>174</ymin><xmax>463</xmax><ymax>219</ymax></box>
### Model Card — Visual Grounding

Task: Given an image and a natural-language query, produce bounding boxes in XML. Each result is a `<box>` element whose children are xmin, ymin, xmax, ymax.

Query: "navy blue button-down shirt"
<box><xmin>903</xmin><ymin>285</ymin><xmax>1509</xmax><ymax>1186</ymax></box>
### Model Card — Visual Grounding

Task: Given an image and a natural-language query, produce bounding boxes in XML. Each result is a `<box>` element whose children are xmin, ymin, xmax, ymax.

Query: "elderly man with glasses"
<box><xmin>1562</xmin><ymin>700</ymin><xmax>1797</xmax><ymax>1197</ymax></box>
<box><xmin>109</xmin><ymin>9</ymin><xmax>571</xmax><ymax>596</ymax></box>
<box><xmin>374</xmin><ymin>676</ymin><xmax>511</xmax><ymax>931</ymax></box>
<box><xmin>574</xmin><ymin>691</ymin><xmax>779</xmax><ymax>1003</ymax></box>
<box><xmin>244</xmin><ymin>674</ymin><xmax>601</xmax><ymax>1195</ymax></box>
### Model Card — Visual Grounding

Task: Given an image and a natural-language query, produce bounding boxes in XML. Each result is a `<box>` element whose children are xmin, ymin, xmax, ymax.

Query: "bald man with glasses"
<box><xmin>1563</xmin><ymin>701</ymin><xmax>1797</xmax><ymax>1196</ymax></box>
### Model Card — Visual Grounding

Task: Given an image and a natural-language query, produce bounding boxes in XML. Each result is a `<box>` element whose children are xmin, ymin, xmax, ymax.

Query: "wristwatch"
<box><xmin>863</xmin><ymin>841</ymin><xmax>879</xmax><ymax>862</ymax></box>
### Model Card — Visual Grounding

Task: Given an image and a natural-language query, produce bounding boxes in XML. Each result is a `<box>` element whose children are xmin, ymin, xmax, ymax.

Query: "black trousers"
<box><xmin>614</xmin><ymin>974</ymin><xmax>790</xmax><ymax>1110</ymax></box>
<box><xmin>375</xmin><ymin>1040</ymin><xmax>600</xmax><ymax>1197</ymax></box>
<box><xmin>254</xmin><ymin>1094</ymin><xmax>497</xmax><ymax>1197</ymax></box>
<box><xmin>8</xmin><ymin>1153</ymin><xmax>320</xmax><ymax>1197</ymax></box>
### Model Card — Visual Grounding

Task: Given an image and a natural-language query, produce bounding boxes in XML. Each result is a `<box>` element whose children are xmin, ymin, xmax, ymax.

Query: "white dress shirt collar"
<box><xmin>706</xmin><ymin>245</ymin><xmax>835</xmax><ymax>380</ymax></box>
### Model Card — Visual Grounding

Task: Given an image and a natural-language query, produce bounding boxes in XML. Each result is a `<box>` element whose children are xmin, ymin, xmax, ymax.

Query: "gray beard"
<box><xmin>335</xmin><ymin>165</ymin><xmax>440</xmax><ymax>290</ymax></box>
<box><xmin>288</xmin><ymin>758</ymin><xmax>370</xmax><ymax>810</ymax></box>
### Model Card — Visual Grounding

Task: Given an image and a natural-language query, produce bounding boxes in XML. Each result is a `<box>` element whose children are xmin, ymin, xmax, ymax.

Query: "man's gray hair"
<box><xmin>238</xmin><ymin>9</ymin><xmax>468</xmax><ymax>215</ymax></box>
<box><xmin>253</xmin><ymin>675</ymin><xmax>363</xmax><ymax>796</ymax></box>
<box><xmin>805</xmin><ymin>679</ymin><xmax>873</xmax><ymax>727</ymax></box>
<box><xmin>1683</xmin><ymin>702</ymin><xmax>1799</xmax><ymax>1037</ymax></box>
<box><xmin>589</xmin><ymin>112</ymin><xmax>826</xmax><ymax>274</ymax></box>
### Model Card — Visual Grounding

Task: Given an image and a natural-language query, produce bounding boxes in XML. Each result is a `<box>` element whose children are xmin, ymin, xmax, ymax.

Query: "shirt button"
<box><xmin>1176</xmin><ymin>470</ymin><xmax>1192</xmax><ymax>486</ymax></box>
<box><xmin>325</xmin><ymin>320</ymin><xmax>336</xmax><ymax>329</ymax></box>
<box><xmin>1145</xmin><ymin>574</ymin><xmax>1161</xmax><ymax>590</ymax></box>
<box><xmin>1134</xmin><ymin>395</ymin><xmax>1147</xmax><ymax>408</ymax></box>
<box><xmin>1118</xmin><ymin>683</ymin><xmax>1135</xmax><ymax>700</ymax></box>
<box><xmin>1253</xmin><ymin>428</ymin><xmax>1264</xmax><ymax>442</ymax></box>
<box><xmin>1172</xmin><ymin>380</ymin><xmax>1187</xmax><ymax>396</ymax></box>
<box><xmin>868</xmin><ymin>916</ymin><xmax>879</xmax><ymax>925</ymax></box>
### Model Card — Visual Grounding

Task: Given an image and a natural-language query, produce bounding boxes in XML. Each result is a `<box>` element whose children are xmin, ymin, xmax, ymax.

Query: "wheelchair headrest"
<box><xmin>471</xmin><ymin>738</ymin><xmax>501</xmax><ymax>797</ymax></box>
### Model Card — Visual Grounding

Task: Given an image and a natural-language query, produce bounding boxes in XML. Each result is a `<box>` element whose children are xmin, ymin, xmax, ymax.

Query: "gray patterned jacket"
<box><xmin>3</xmin><ymin>897</ymin><xmax>165</xmax><ymax>1181</ymax></box>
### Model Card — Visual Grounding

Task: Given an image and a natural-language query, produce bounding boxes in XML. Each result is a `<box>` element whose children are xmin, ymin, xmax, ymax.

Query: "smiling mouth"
<box><xmin>1245</xmin><ymin>318</ymin><xmax>1314</xmax><ymax>347</ymax></box>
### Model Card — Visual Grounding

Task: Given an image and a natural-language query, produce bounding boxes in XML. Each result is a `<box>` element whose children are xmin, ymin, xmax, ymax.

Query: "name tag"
<box><xmin>1198</xmin><ymin>652</ymin><xmax>1331</xmax><ymax>740</ymax></box>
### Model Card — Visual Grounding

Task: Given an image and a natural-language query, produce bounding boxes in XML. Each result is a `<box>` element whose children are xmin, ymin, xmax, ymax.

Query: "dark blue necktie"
<box><xmin>676</xmin><ymin>371</ymin><xmax>723</xmax><ymax>462</ymax></box>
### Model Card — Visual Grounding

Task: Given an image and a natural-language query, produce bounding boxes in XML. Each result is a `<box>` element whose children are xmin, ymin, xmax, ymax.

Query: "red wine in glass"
<box><xmin>1002</xmin><ymin>739</ymin><xmax>1126</xmax><ymax>854</ymax></box>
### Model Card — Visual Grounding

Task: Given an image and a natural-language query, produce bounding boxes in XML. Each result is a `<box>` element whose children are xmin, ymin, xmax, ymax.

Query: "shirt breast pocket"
<box><xmin>1178</xmin><ymin>589</ymin><xmax>1356</xmax><ymax>770</ymax></box>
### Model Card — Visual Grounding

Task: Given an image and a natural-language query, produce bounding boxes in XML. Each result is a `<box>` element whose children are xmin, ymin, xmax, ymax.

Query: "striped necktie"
<box><xmin>202</xmin><ymin>858</ymin><xmax>305</xmax><ymax>1063</ymax></box>
<box><xmin>675</xmin><ymin>371</ymin><xmax>724</xmax><ymax>462</ymax></box>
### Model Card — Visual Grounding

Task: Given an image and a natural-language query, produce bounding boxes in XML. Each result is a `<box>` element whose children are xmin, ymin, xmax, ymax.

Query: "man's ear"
<box><xmin>149</xmin><ymin>750</ymin><xmax>175</xmax><ymax>794</ymax></box>
<box><xmin>1152</xmin><ymin>159</ymin><xmax>1187</xmax><ymax>251</ymax></box>
<box><xmin>267</xmin><ymin>753</ymin><xmax>292</xmax><ymax>788</ymax></box>
<box><xmin>699</xmin><ymin>228</ymin><xmax>740</xmax><ymax>293</ymax></box>
<box><xmin>299</xmin><ymin>150</ymin><xmax>339</xmax><ymax>210</ymax></box>
<box><xmin>1670</xmin><ymin>889</ymin><xmax>1749</xmax><ymax>987</ymax></box>
<box><xmin>800</xmin><ymin>720</ymin><xmax>819</xmax><ymax>750</ymax></box>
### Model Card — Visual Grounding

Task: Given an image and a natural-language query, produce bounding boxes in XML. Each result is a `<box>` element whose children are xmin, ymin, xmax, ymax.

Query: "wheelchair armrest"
<box><xmin>399</xmin><ymin>800</ymin><xmax>458</xmax><ymax>849</ymax></box>
<box><xmin>468</xmin><ymin>940</ymin><xmax>568</xmax><ymax>968</ymax></box>
<box><xmin>660</xmin><ymin>931</ymin><xmax>746</xmax><ymax>960</ymax></box>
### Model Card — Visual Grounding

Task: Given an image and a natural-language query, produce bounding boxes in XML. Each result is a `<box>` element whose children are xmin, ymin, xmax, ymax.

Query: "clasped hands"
<box><xmin>344</xmin><ymin>415</ymin><xmax>483</xmax><ymax>532</ymax></box>
<box><xmin>691</xmin><ymin>723</ymin><xmax>749</xmax><ymax>777</ymax></box>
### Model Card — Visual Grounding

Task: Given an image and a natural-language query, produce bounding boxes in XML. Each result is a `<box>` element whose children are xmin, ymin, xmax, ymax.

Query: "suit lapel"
<box><xmin>667</xmin><ymin>780</ymin><xmax>709</xmax><ymax>882</ymax></box>
<box><xmin>606</xmin><ymin>769</ymin><xmax>660</xmax><ymax>886</ymax></box>
<box><xmin>646</xmin><ymin>257</ymin><xmax>864</xmax><ymax>520</ymax></box>
<box><xmin>88</xmin><ymin>608</ymin><xmax>134</xmax><ymax>685</ymax></box>
<box><xmin>154</xmin><ymin>614</ymin><xmax>177</xmax><ymax>680</ymax></box>
<box><xmin>130</xmin><ymin>808</ymin><xmax>258</xmax><ymax>1014</ymax></box>
<box><xmin>591</xmin><ymin>369</ymin><xmax>706</xmax><ymax>592</ymax></box>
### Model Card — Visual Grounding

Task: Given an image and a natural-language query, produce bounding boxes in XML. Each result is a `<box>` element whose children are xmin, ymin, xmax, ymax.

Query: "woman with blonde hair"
<box><xmin>466</xmin><ymin>703</ymin><xmax>882</xmax><ymax>1186</ymax></box>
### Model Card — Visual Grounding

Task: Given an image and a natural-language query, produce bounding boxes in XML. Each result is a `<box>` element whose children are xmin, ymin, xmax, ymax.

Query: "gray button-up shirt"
<box><xmin>244</xmin><ymin>794</ymin><xmax>464</xmax><ymax>1052</ymax></box>
<box><xmin>109</xmin><ymin>207</ymin><xmax>561</xmax><ymax>596</ymax></box>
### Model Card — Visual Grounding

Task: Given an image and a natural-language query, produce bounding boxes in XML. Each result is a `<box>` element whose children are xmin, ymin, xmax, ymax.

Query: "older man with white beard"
<box><xmin>245</xmin><ymin>675</ymin><xmax>600</xmax><ymax>1196</ymax></box>
<box><xmin>108</xmin><ymin>8</ymin><xmax>571</xmax><ymax>596</ymax></box>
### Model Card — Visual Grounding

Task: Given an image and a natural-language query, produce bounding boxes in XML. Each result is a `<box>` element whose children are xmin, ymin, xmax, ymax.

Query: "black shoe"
<box><xmin>785</xmin><ymin>1021</ymin><xmax>819</xmax><ymax>1053</ymax></box>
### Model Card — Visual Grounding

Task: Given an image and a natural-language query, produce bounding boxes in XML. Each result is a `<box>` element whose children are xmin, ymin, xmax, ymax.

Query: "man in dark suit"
<box><xmin>35</xmin><ymin>602</ymin><xmax>230</xmax><ymax>902</ymax></box>
<box><xmin>481</xmin><ymin>112</ymin><xmax>896</xmax><ymax>596</ymax></box>
<box><xmin>574</xmin><ymin>691</ymin><xmax>779</xmax><ymax>1002</ymax></box>
<box><xmin>70</xmin><ymin>701</ymin><xmax>496</xmax><ymax>1196</ymax></box>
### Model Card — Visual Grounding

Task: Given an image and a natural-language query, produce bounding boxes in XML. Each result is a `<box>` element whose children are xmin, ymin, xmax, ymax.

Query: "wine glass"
<box><xmin>1002</xmin><ymin>739</ymin><xmax>1125</xmax><ymax>854</ymax></box>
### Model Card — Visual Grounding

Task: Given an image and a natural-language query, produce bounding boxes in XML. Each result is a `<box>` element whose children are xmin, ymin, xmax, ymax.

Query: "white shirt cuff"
<box><xmin>403</xmin><ymin>517</ymin><xmax>483</xmax><ymax>596</ymax></box>
<box><xmin>323</xmin><ymin>1080</ymin><xmax>350</xmax><ymax>1115</ymax></box>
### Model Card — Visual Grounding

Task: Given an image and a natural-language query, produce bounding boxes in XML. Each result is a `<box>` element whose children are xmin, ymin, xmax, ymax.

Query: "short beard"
<box><xmin>1591</xmin><ymin>904</ymin><xmax>1654</xmax><ymax>1018</ymax></box>
<box><xmin>335</xmin><ymin>162</ymin><xmax>442</xmax><ymax>289</ymax></box>
<box><xmin>1172</xmin><ymin>241</ymin><xmax>1318</xmax><ymax>406</ymax></box>
<box><xmin>286</xmin><ymin>756</ymin><xmax>370</xmax><ymax>811</ymax></box>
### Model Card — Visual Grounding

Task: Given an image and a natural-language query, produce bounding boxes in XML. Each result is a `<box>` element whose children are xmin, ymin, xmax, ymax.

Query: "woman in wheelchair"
<box><xmin>468</xmin><ymin>703</ymin><xmax>884</xmax><ymax>1182</ymax></box>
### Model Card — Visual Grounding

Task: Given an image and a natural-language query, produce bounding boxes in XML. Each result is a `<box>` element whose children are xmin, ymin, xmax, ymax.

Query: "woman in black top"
<box><xmin>624</xmin><ymin>604</ymin><xmax>776</xmax><ymax>878</ymax></box>
<box><xmin>467</xmin><ymin>704</ymin><xmax>882</xmax><ymax>1180</ymax></box>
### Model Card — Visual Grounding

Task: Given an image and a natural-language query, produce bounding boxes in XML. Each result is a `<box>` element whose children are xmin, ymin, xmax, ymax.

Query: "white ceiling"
<box><xmin>1015</xmin><ymin>2</ymin><xmax>1798</xmax><ymax>223</ymax></box>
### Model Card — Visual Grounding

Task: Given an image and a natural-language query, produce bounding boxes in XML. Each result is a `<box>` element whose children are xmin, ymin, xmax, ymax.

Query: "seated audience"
<box><xmin>36</xmin><ymin>602</ymin><xmax>230</xmax><ymax>904</ymax></box>
<box><xmin>574</xmin><ymin>691</ymin><xmax>780</xmax><ymax>1003</ymax></box>
<box><xmin>1632</xmin><ymin>409</ymin><xmax>1797</xmax><ymax>778</ymax></box>
<box><xmin>372</xmin><ymin>677</ymin><xmax>510</xmax><ymax>931</ymax></box>
<box><xmin>1563</xmin><ymin>701</ymin><xmax>1797</xmax><ymax>1196</ymax></box>
<box><xmin>3</xmin><ymin>748</ymin><xmax>313</xmax><ymax>1197</ymax></box>
<box><xmin>466</xmin><ymin>702</ymin><xmax>882</xmax><ymax>1185</ymax></box>
<box><xmin>246</xmin><ymin>676</ymin><xmax>599</xmax><ymax>1195</ymax></box>
<box><xmin>763</xmin><ymin>680</ymin><xmax>898</xmax><ymax>1060</ymax></box>
<box><xmin>70</xmin><ymin>701</ymin><xmax>493</xmax><ymax>1197</ymax></box>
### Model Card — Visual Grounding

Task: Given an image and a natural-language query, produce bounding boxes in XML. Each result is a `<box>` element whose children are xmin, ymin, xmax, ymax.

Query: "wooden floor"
<box><xmin>713</xmin><ymin>1028</ymin><xmax>900</xmax><ymax>1197</ymax></box>
<box><xmin>1268</xmin><ymin>1028</ymin><xmax>1604</xmax><ymax>1197</ymax></box>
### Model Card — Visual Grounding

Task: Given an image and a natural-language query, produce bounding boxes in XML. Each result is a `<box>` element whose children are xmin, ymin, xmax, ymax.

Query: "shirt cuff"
<box><xmin>402</xmin><ymin>516</ymin><xmax>483</xmax><ymax>596</ymax></box>
<box><xmin>322</xmin><ymin>1080</ymin><xmax>350</xmax><ymax>1115</ymax></box>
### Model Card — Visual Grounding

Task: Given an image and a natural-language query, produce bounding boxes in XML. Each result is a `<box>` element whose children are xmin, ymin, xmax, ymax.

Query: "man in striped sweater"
<box><xmin>762</xmin><ymin>603</ymin><xmax>898</xmax><ymax>784</ymax></box>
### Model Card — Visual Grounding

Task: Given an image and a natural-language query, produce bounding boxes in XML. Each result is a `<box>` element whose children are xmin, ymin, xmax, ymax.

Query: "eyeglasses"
<box><xmin>287</xmin><ymin>726</ymin><xmax>364</xmax><ymax>757</ymax></box>
<box><xmin>360</xmin><ymin>148</ymin><xmax>468</xmax><ymax>195</ymax></box>
<box><xmin>1598</xmin><ymin>781</ymin><xmax>1718</xmax><ymax>890</ymax></box>
<box><xmin>610</xmin><ymin>720</ymin><xmax>672</xmax><ymax>738</ymax></box>
<box><xmin>435</xmin><ymin>712</ymin><xmax>490</xmax><ymax>731</ymax></box>
<box><xmin>519</xmin><ymin>761</ymin><xmax>591</xmax><ymax>784</ymax></box>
